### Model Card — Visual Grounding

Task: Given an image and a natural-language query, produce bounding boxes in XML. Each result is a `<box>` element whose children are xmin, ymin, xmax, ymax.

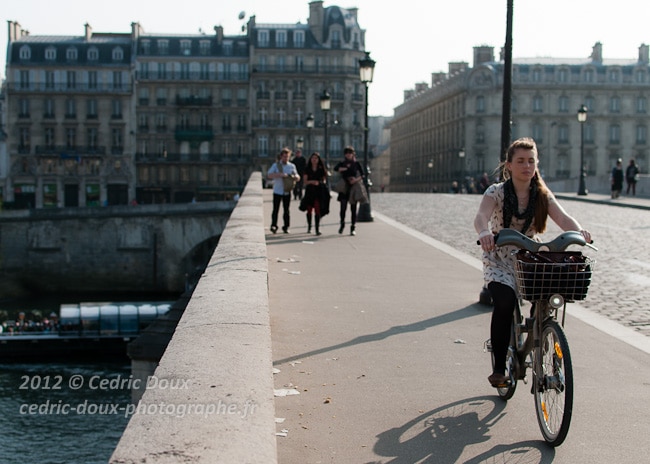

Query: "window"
<box><xmin>65</xmin><ymin>99</ymin><xmax>76</xmax><ymax>118</ymax></box>
<box><xmin>67</xmin><ymin>71</ymin><xmax>76</xmax><ymax>89</ymax></box>
<box><xmin>609</xmin><ymin>69</ymin><xmax>620</xmax><ymax>83</ymax></box>
<box><xmin>476</xmin><ymin>96</ymin><xmax>485</xmax><ymax>113</ymax></box>
<box><xmin>610</xmin><ymin>96</ymin><xmax>621</xmax><ymax>113</ymax></box>
<box><xmin>276</xmin><ymin>31</ymin><xmax>287</xmax><ymax>48</ymax></box>
<box><xmin>558</xmin><ymin>68</ymin><xmax>569</xmax><ymax>83</ymax></box>
<box><xmin>66</xmin><ymin>47</ymin><xmax>78</xmax><ymax>61</ymax></box>
<box><xmin>293</xmin><ymin>31</ymin><xmax>305</xmax><ymax>48</ymax></box>
<box><xmin>636</xmin><ymin>125</ymin><xmax>647</xmax><ymax>145</ymax></box>
<box><xmin>258</xmin><ymin>30</ymin><xmax>269</xmax><ymax>47</ymax></box>
<box><xmin>112</xmin><ymin>100</ymin><xmax>122</xmax><ymax>118</ymax></box>
<box><xmin>45</xmin><ymin>46</ymin><xmax>56</xmax><ymax>60</ymax></box>
<box><xmin>87</xmin><ymin>47</ymin><xmax>99</xmax><ymax>61</ymax></box>
<box><xmin>258</xmin><ymin>136</ymin><xmax>269</xmax><ymax>156</ymax></box>
<box><xmin>584</xmin><ymin>124</ymin><xmax>594</xmax><ymax>143</ymax></box>
<box><xmin>138</xmin><ymin>88</ymin><xmax>149</xmax><ymax>105</ymax></box>
<box><xmin>200</xmin><ymin>63</ymin><xmax>209</xmax><ymax>80</ymax></box>
<box><xmin>533</xmin><ymin>96</ymin><xmax>543</xmax><ymax>112</ymax></box>
<box><xmin>558</xmin><ymin>95</ymin><xmax>569</xmax><ymax>112</ymax></box>
<box><xmin>112</xmin><ymin>47</ymin><xmax>124</xmax><ymax>61</ymax></box>
<box><xmin>532</xmin><ymin>68</ymin><xmax>542</xmax><ymax>83</ymax></box>
<box><xmin>180</xmin><ymin>40</ymin><xmax>191</xmax><ymax>55</ymax></box>
<box><xmin>157</xmin><ymin>40</ymin><xmax>169</xmax><ymax>55</ymax></box>
<box><xmin>636</xmin><ymin>70</ymin><xmax>646</xmax><ymax>84</ymax></box>
<box><xmin>140</xmin><ymin>40</ymin><xmax>150</xmax><ymax>54</ymax></box>
<box><xmin>19</xmin><ymin>45</ymin><xmax>31</xmax><ymax>60</ymax></box>
<box><xmin>558</xmin><ymin>124</ymin><xmax>569</xmax><ymax>143</ymax></box>
<box><xmin>331</xmin><ymin>30</ymin><xmax>341</xmax><ymax>48</ymax></box>
<box><xmin>44</xmin><ymin>99</ymin><xmax>55</xmax><ymax>118</ymax></box>
<box><xmin>532</xmin><ymin>124</ymin><xmax>543</xmax><ymax>142</ymax></box>
<box><xmin>112</xmin><ymin>128</ymin><xmax>123</xmax><ymax>149</ymax></box>
<box><xmin>113</xmin><ymin>71</ymin><xmax>123</xmax><ymax>89</ymax></box>
<box><xmin>585</xmin><ymin>97</ymin><xmax>595</xmax><ymax>112</ymax></box>
<box><xmin>20</xmin><ymin>70</ymin><xmax>30</xmax><ymax>89</ymax></box>
<box><xmin>637</xmin><ymin>97</ymin><xmax>647</xmax><ymax>113</ymax></box>
<box><xmin>157</xmin><ymin>62</ymin><xmax>167</xmax><ymax>79</ymax></box>
<box><xmin>45</xmin><ymin>71</ymin><xmax>55</xmax><ymax>89</ymax></box>
<box><xmin>199</xmin><ymin>40</ymin><xmax>210</xmax><ymax>55</ymax></box>
<box><xmin>583</xmin><ymin>68</ymin><xmax>594</xmax><ymax>83</ymax></box>
<box><xmin>66</xmin><ymin>128</ymin><xmax>76</xmax><ymax>148</ymax></box>
<box><xmin>20</xmin><ymin>128</ymin><xmax>30</xmax><ymax>149</ymax></box>
<box><xmin>45</xmin><ymin>128</ymin><xmax>55</xmax><ymax>147</ymax></box>
<box><xmin>180</xmin><ymin>63</ymin><xmax>190</xmax><ymax>80</ymax></box>
<box><xmin>19</xmin><ymin>99</ymin><xmax>30</xmax><ymax>118</ymax></box>
<box><xmin>609</xmin><ymin>125</ymin><xmax>621</xmax><ymax>144</ymax></box>
<box><xmin>87</xmin><ymin>128</ymin><xmax>98</xmax><ymax>149</ymax></box>
<box><xmin>87</xmin><ymin>99</ymin><xmax>97</xmax><ymax>118</ymax></box>
<box><xmin>88</xmin><ymin>71</ymin><xmax>98</xmax><ymax>89</ymax></box>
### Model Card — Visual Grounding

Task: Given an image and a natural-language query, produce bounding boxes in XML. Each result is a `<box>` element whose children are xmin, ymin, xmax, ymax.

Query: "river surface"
<box><xmin>0</xmin><ymin>292</ymin><xmax>179</xmax><ymax>464</ymax></box>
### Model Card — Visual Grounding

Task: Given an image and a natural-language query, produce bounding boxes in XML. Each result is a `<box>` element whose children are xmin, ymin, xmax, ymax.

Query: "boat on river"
<box><xmin>0</xmin><ymin>302</ymin><xmax>171</xmax><ymax>362</ymax></box>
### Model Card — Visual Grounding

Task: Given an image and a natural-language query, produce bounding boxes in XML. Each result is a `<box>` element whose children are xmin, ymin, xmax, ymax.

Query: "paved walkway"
<box><xmin>265</xmin><ymin>188</ymin><xmax>650</xmax><ymax>463</ymax></box>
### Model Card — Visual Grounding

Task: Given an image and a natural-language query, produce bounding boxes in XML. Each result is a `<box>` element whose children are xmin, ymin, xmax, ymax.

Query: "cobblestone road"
<box><xmin>371</xmin><ymin>192</ymin><xmax>650</xmax><ymax>337</ymax></box>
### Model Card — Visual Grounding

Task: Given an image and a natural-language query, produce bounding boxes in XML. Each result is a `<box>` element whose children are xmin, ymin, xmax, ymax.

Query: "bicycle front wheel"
<box><xmin>534</xmin><ymin>319</ymin><xmax>573</xmax><ymax>447</ymax></box>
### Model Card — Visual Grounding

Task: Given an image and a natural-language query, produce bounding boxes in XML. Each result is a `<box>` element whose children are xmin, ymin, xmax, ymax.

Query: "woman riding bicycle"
<box><xmin>474</xmin><ymin>137</ymin><xmax>592</xmax><ymax>388</ymax></box>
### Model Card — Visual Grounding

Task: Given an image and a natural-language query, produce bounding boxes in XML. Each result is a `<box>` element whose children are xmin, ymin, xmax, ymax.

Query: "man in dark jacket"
<box><xmin>291</xmin><ymin>150</ymin><xmax>307</xmax><ymax>200</ymax></box>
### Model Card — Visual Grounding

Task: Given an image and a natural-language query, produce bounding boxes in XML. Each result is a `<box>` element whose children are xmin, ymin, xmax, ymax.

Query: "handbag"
<box><xmin>332</xmin><ymin>176</ymin><xmax>348</xmax><ymax>194</ymax></box>
<box><xmin>277</xmin><ymin>162</ymin><xmax>296</xmax><ymax>193</ymax></box>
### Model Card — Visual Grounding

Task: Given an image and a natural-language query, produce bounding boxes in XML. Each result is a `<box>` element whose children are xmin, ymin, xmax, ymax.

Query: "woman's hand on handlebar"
<box><xmin>579</xmin><ymin>229</ymin><xmax>592</xmax><ymax>244</ymax></box>
<box><xmin>477</xmin><ymin>230</ymin><xmax>495</xmax><ymax>252</ymax></box>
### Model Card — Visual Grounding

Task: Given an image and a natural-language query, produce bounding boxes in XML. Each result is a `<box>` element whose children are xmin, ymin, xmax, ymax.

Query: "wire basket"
<box><xmin>514</xmin><ymin>250</ymin><xmax>595</xmax><ymax>301</ymax></box>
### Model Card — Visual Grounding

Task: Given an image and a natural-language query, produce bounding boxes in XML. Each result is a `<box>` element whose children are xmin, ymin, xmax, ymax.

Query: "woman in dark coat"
<box><xmin>301</xmin><ymin>152</ymin><xmax>328</xmax><ymax>235</ymax></box>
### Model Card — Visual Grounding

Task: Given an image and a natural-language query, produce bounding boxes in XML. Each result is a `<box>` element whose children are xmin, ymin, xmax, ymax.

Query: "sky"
<box><xmin>2</xmin><ymin>0</ymin><xmax>650</xmax><ymax>116</ymax></box>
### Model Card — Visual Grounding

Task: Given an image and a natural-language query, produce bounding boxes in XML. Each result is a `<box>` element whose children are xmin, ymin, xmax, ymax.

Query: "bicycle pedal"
<box><xmin>483</xmin><ymin>339</ymin><xmax>492</xmax><ymax>353</ymax></box>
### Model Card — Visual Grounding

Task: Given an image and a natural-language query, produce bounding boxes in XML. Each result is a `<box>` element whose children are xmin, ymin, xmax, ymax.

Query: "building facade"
<box><xmin>390</xmin><ymin>43</ymin><xmax>650</xmax><ymax>193</ymax></box>
<box><xmin>3</xmin><ymin>1</ymin><xmax>369</xmax><ymax>208</ymax></box>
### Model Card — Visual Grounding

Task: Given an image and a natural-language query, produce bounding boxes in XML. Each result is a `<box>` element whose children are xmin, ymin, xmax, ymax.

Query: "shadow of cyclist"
<box><xmin>372</xmin><ymin>395</ymin><xmax>554</xmax><ymax>463</ymax></box>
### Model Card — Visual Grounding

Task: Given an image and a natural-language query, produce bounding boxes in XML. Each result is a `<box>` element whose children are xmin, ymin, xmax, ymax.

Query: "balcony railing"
<box><xmin>174</xmin><ymin>126</ymin><xmax>214</xmax><ymax>141</ymax></box>
<box><xmin>135</xmin><ymin>152</ymin><xmax>252</xmax><ymax>163</ymax></box>
<box><xmin>34</xmin><ymin>145</ymin><xmax>107</xmax><ymax>155</ymax></box>
<box><xmin>176</xmin><ymin>95</ymin><xmax>213</xmax><ymax>106</ymax></box>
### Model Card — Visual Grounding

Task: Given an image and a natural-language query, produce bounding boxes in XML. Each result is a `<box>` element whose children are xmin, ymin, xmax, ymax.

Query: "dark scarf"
<box><xmin>503</xmin><ymin>178</ymin><xmax>537</xmax><ymax>234</ymax></box>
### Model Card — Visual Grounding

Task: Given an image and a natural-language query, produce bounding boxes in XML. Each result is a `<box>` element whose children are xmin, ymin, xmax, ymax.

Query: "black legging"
<box><xmin>339</xmin><ymin>200</ymin><xmax>357</xmax><ymax>225</ymax></box>
<box><xmin>488</xmin><ymin>281</ymin><xmax>517</xmax><ymax>374</ymax></box>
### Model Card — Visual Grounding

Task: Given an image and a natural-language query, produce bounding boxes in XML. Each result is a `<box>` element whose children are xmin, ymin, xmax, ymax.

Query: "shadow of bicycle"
<box><xmin>371</xmin><ymin>396</ymin><xmax>555</xmax><ymax>464</ymax></box>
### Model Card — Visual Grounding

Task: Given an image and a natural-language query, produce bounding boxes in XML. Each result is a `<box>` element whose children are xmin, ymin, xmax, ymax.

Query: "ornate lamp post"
<box><xmin>357</xmin><ymin>51</ymin><xmax>376</xmax><ymax>222</ymax></box>
<box><xmin>427</xmin><ymin>159</ymin><xmax>433</xmax><ymax>192</ymax></box>
<box><xmin>319</xmin><ymin>91</ymin><xmax>331</xmax><ymax>171</ymax></box>
<box><xmin>577</xmin><ymin>104</ymin><xmax>588</xmax><ymax>196</ymax></box>
<box><xmin>306</xmin><ymin>113</ymin><xmax>314</xmax><ymax>156</ymax></box>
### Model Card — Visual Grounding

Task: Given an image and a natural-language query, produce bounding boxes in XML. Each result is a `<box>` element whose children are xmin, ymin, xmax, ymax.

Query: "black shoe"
<box><xmin>282</xmin><ymin>227</ymin><xmax>289</xmax><ymax>234</ymax></box>
<box><xmin>350</xmin><ymin>225</ymin><xmax>356</xmax><ymax>236</ymax></box>
<box><xmin>270</xmin><ymin>225</ymin><xmax>278</xmax><ymax>234</ymax></box>
<box><xmin>338</xmin><ymin>224</ymin><xmax>344</xmax><ymax>234</ymax></box>
<box><xmin>307</xmin><ymin>226</ymin><xmax>311</xmax><ymax>233</ymax></box>
<box><xmin>316</xmin><ymin>231</ymin><xmax>322</xmax><ymax>236</ymax></box>
<box><xmin>488</xmin><ymin>373</ymin><xmax>508</xmax><ymax>388</ymax></box>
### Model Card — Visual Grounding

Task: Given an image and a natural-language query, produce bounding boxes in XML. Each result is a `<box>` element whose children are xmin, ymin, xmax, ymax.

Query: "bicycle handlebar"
<box><xmin>477</xmin><ymin>229</ymin><xmax>597</xmax><ymax>252</ymax></box>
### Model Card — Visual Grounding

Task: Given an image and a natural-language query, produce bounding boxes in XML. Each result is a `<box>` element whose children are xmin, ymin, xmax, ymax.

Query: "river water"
<box><xmin>0</xmin><ymin>292</ymin><xmax>179</xmax><ymax>464</ymax></box>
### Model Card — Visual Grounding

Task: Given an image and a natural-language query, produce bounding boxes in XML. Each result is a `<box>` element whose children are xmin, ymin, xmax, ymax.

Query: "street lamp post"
<box><xmin>319</xmin><ymin>91</ymin><xmax>331</xmax><ymax>171</ymax></box>
<box><xmin>306</xmin><ymin>113</ymin><xmax>314</xmax><ymax>156</ymax></box>
<box><xmin>458</xmin><ymin>150</ymin><xmax>466</xmax><ymax>193</ymax></box>
<box><xmin>427</xmin><ymin>159</ymin><xmax>433</xmax><ymax>193</ymax></box>
<box><xmin>357</xmin><ymin>51</ymin><xmax>376</xmax><ymax>222</ymax></box>
<box><xmin>296</xmin><ymin>136</ymin><xmax>304</xmax><ymax>153</ymax></box>
<box><xmin>577</xmin><ymin>105</ymin><xmax>588</xmax><ymax>196</ymax></box>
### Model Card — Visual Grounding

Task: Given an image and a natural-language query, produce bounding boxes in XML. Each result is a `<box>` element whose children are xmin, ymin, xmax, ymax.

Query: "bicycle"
<box><xmin>483</xmin><ymin>229</ymin><xmax>596</xmax><ymax>447</ymax></box>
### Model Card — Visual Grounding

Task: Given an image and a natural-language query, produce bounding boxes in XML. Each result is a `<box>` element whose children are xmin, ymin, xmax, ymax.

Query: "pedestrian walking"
<box><xmin>611</xmin><ymin>158</ymin><xmax>624</xmax><ymax>199</ymax></box>
<box><xmin>300</xmin><ymin>152</ymin><xmax>329</xmax><ymax>235</ymax></box>
<box><xmin>626</xmin><ymin>158</ymin><xmax>640</xmax><ymax>196</ymax></box>
<box><xmin>333</xmin><ymin>146</ymin><xmax>365</xmax><ymax>236</ymax></box>
<box><xmin>267</xmin><ymin>147</ymin><xmax>300</xmax><ymax>234</ymax></box>
<box><xmin>291</xmin><ymin>149</ymin><xmax>307</xmax><ymax>200</ymax></box>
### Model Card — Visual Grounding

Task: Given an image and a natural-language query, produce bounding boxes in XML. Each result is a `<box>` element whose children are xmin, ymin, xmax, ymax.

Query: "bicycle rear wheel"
<box><xmin>534</xmin><ymin>319</ymin><xmax>573</xmax><ymax>447</ymax></box>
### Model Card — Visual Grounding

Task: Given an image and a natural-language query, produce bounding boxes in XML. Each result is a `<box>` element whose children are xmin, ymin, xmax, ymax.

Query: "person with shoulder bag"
<box><xmin>267</xmin><ymin>148</ymin><xmax>300</xmax><ymax>234</ymax></box>
<box><xmin>333</xmin><ymin>146</ymin><xmax>365</xmax><ymax>236</ymax></box>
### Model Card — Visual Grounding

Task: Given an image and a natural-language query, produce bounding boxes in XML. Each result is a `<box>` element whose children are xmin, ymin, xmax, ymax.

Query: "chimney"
<box><xmin>639</xmin><ymin>44</ymin><xmax>649</xmax><ymax>64</ymax></box>
<box><xmin>590</xmin><ymin>42</ymin><xmax>603</xmax><ymax>63</ymax></box>
<box><xmin>84</xmin><ymin>23</ymin><xmax>92</xmax><ymax>41</ymax></box>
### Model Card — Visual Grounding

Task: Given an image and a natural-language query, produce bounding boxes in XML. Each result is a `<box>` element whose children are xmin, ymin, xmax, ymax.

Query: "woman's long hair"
<box><xmin>497</xmin><ymin>137</ymin><xmax>551</xmax><ymax>233</ymax></box>
<box><xmin>306</xmin><ymin>152</ymin><xmax>326</xmax><ymax>179</ymax></box>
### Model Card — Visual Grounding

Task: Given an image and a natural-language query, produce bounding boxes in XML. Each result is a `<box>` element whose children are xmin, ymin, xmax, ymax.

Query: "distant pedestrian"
<box><xmin>291</xmin><ymin>150</ymin><xmax>307</xmax><ymax>200</ymax></box>
<box><xmin>300</xmin><ymin>152</ymin><xmax>328</xmax><ymax>235</ymax></box>
<box><xmin>267</xmin><ymin>148</ymin><xmax>300</xmax><ymax>234</ymax></box>
<box><xmin>626</xmin><ymin>158</ymin><xmax>640</xmax><ymax>196</ymax></box>
<box><xmin>611</xmin><ymin>158</ymin><xmax>624</xmax><ymax>199</ymax></box>
<box><xmin>333</xmin><ymin>146</ymin><xmax>365</xmax><ymax>236</ymax></box>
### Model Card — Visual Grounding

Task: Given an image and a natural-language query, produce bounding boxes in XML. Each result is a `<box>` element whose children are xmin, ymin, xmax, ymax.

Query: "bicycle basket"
<box><xmin>514</xmin><ymin>250</ymin><xmax>595</xmax><ymax>301</ymax></box>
